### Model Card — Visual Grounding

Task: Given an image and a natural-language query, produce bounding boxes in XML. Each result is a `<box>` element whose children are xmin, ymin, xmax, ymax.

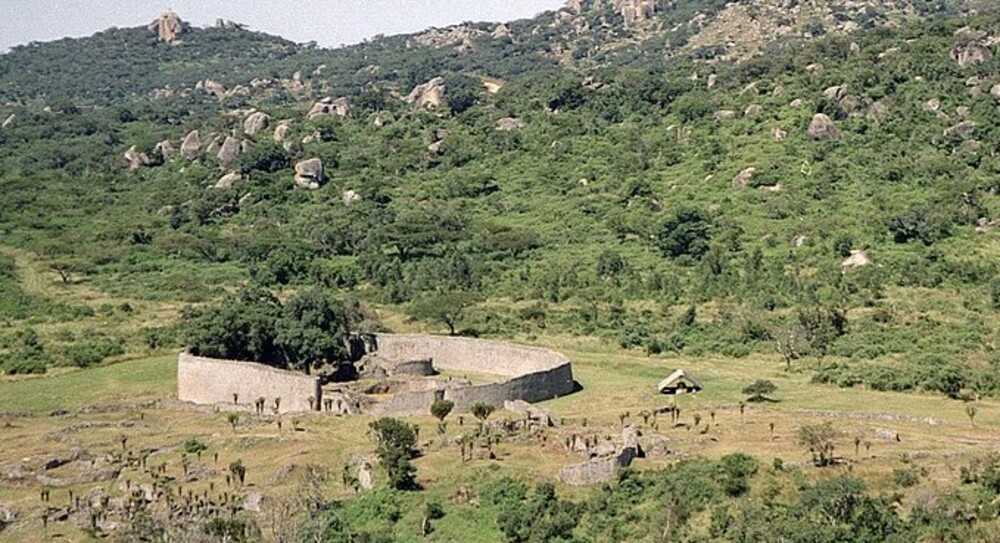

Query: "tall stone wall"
<box><xmin>367</xmin><ymin>334</ymin><xmax>575</xmax><ymax>417</ymax></box>
<box><xmin>177</xmin><ymin>353</ymin><xmax>320</xmax><ymax>414</ymax></box>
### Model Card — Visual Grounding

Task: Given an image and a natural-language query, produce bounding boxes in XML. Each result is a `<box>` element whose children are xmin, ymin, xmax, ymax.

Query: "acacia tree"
<box><xmin>743</xmin><ymin>380</ymin><xmax>778</xmax><ymax>402</ymax></box>
<box><xmin>407</xmin><ymin>292</ymin><xmax>478</xmax><ymax>335</ymax></box>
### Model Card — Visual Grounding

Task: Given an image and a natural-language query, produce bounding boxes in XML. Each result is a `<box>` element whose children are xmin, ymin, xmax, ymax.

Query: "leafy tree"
<box><xmin>407</xmin><ymin>292</ymin><xmax>478</xmax><ymax>335</ymax></box>
<box><xmin>275</xmin><ymin>288</ymin><xmax>354</xmax><ymax>374</ymax></box>
<box><xmin>430</xmin><ymin>399</ymin><xmax>455</xmax><ymax>430</ymax></box>
<box><xmin>656</xmin><ymin>208</ymin><xmax>712</xmax><ymax>260</ymax></box>
<box><xmin>236</xmin><ymin>141</ymin><xmax>289</xmax><ymax>174</ymax></box>
<box><xmin>742</xmin><ymin>380</ymin><xmax>777</xmax><ymax>402</ymax></box>
<box><xmin>471</xmin><ymin>402</ymin><xmax>495</xmax><ymax>423</ymax></box>
<box><xmin>369</xmin><ymin>418</ymin><xmax>419</xmax><ymax>490</ymax></box>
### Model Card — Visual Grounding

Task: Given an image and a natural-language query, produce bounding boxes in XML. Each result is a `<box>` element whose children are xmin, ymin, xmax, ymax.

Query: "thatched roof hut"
<box><xmin>657</xmin><ymin>370</ymin><xmax>702</xmax><ymax>395</ymax></box>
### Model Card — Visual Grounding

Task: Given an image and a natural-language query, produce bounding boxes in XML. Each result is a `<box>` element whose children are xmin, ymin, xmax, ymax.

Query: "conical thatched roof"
<box><xmin>657</xmin><ymin>369</ymin><xmax>702</xmax><ymax>394</ymax></box>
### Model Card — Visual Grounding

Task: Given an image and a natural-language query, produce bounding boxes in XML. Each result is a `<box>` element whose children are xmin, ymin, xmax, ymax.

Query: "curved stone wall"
<box><xmin>176</xmin><ymin>335</ymin><xmax>575</xmax><ymax>417</ymax></box>
<box><xmin>366</xmin><ymin>334</ymin><xmax>575</xmax><ymax>416</ymax></box>
<box><xmin>177</xmin><ymin>353</ymin><xmax>321</xmax><ymax>414</ymax></box>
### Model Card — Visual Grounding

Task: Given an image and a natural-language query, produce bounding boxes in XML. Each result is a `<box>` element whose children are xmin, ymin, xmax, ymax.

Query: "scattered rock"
<box><xmin>714</xmin><ymin>110</ymin><xmax>736</xmax><ymax>121</ymax></box>
<box><xmin>148</xmin><ymin>10</ymin><xmax>184</xmax><ymax>44</ymax></box>
<box><xmin>181</xmin><ymin>130</ymin><xmax>201</xmax><ymax>160</ymax></box>
<box><xmin>357</xmin><ymin>461</ymin><xmax>374</xmax><ymax>490</ymax></box>
<box><xmin>991</xmin><ymin>84</ymin><xmax>1000</xmax><ymax>100</ymax></box>
<box><xmin>214</xmin><ymin>172</ymin><xmax>241</xmax><ymax>190</ymax></box>
<box><xmin>793</xmin><ymin>235</ymin><xmax>808</xmax><ymax>248</ymax></box>
<box><xmin>951</xmin><ymin>43</ymin><xmax>992</xmax><ymax>67</ymax></box>
<box><xmin>842</xmin><ymin>250</ymin><xmax>871</xmax><ymax>269</ymax></box>
<box><xmin>217</xmin><ymin>136</ymin><xmax>241</xmax><ymax>169</ymax></box>
<box><xmin>707</xmin><ymin>74</ymin><xmax>717</xmax><ymax>88</ymax></box>
<box><xmin>154</xmin><ymin>140</ymin><xmax>176</xmax><ymax>161</ymax></box>
<box><xmin>772</xmin><ymin>126</ymin><xmax>787</xmax><ymax>141</ymax></box>
<box><xmin>294</xmin><ymin>158</ymin><xmax>325</xmax><ymax>190</ymax></box>
<box><xmin>307</xmin><ymin>97</ymin><xmax>351</xmax><ymax>119</ymax></box>
<box><xmin>273</xmin><ymin>121</ymin><xmax>291</xmax><ymax>144</ymax></box>
<box><xmin>1</xmin><ymin>114</ymin><xmax>14</xmax><ymax>129</ymax></box>
<box><xmin>975</xmin><ymin>218</ymin><xmax>1000</xmax><ymax>233</ymax></box>
<box><xmin>405</xmin><ymin>77</ymin><xmax>447</xmax><ymax>109</ymax></box>
<box><xmin>243</xmin><ymin>111</ymin><xmax>271</xmax><ymax>137</ymax></box>
<box><xmin>807</xmin><ymin>113</ymin><xmax>839</xmax><ymax>140</ymax></box>
<box><xmin>503</xmin><ymin>400</ymin><xmax>556</xmax><ymax>427</ymax></box>
<box><xmin>200</xmin><ymin>80</ymin><xmax>227</xmax><ymax>99</ymax></box>
<box><xmin>823</xmin><ymin>85</ymin><xmax>848</xmax><ymax>101</ymax></box>
<box><xmin>495</xmin><ymin>117</ymin><xmax>525</xmax><ymax>131</ymax></box>
<box><xmin>243</xmin><ymin>492</ymin><xmax>265</xmax><ymax>513</ymax></box>
<box><xmin>944</xmin><ymin>120</ymin><xmax>977</xmax><ymax>140</ymax></box>
<box><xmin>342</xmin><ymin>190</ymin><xmax>361</xmax><ymax>206</ymax></box>
<box><xmin>923</xmin><ymin>99</ymin><xmax>941</xmax><ymax>113</ymax></box>
<box><xmin>744</xmin><ymin>104</ymin><xmax>763</xmax><ymax>118</ymax></box>
<box><xmin>124</xmin><ymin>145</ymin><xmax>154</xmax><ymax>171</ymax></box>
<box><xmin>733</xmin><ymin>167</ymin><xmax>756</xmax><ymax>189</ymax></box>
<box><xmin>789</xmin><ymin>98</ymin><xmax>804</xmax><ymax>108</ymax></box>
<box><xmin>492</xmin><ymin>24</ymin><xmax>512</xmax><ymax>40</ymax></box>
<box><xmin>0</xmin><ymin>502</ymin><xmax>16</xmax><ymax>528</ymax></box>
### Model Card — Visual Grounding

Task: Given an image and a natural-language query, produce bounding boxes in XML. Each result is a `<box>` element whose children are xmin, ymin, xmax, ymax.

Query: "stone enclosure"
<box><xmin>176</xmin><ymin>334</ymin><xmax>575</xmax><ymax>417</ymax></box>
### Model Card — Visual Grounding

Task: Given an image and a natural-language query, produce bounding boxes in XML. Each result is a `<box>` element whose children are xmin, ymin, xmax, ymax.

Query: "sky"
<box><xmin>0</xmin><ymin>0</ymin><xmax>566</xmax><ymax>51</ymax></box>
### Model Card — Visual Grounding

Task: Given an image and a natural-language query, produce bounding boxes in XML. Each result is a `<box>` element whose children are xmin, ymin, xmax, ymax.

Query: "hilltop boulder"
<box><xmin>294</xmin><ymin>158</ymin><xmax>325</xmax><ymax>190</ymax></box>
<box><xmin>149</xmin><ymin>10</ymin><xmax>184</xmax><ymax>44</ymax></box>
<box><xmin>405</xmin><ymin>77</ymin><xmax>446</xmax><ymax>109</ymax></box>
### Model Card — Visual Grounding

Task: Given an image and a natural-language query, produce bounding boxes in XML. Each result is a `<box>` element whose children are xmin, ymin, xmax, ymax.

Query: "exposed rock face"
<box><xmin>124</xmin><ymin>146</ymin><xmax>154</xmax><ymax>171</ymax></box>
<box><xmin>148</xmin><ymin>10</ymin><xmax>184</xmax><ymax>44</ymax></box>
<box><xmin>214</xmin><ymin>172</ymin><xmax>241</xmax><ymax>190</ymax></box>
<box><xmin>294</xmin><ymin>158</ymin><xmax>325</xmax><ymax>190</ymax></box>
<box><xmin>492</xmin><ymin>24</ymin><xmax>512</xmax><ymax>40</ymax></box>
<box><xmin>808</xmin><ymin>113</ymin><xmax>840</xmax><ymax>140</ymax></box>
<box><xmin>199</xmin><ymin>80</ymin><xmax>227</xmax><ymax>99</ymax></box>
<box><xmin>243</xmin><ymin>111</ymin><xmax>271</xmax><ymax>137</ymax></box>
<box><xmin>733</xmin><ymin>167</ymin><xmax>756</xmax><ymax>189</ymax></box>
<box><xmin>342</xmin><ymin>190</ymin><xmax>361</xmax><ymax>206</ymax></box>
<box><xmin>0</xmin><ymin>501</ymin><xmax>16</xmax><ymax>528</ymax></box>
<box><xmin>951</xmin><ymin>28</ymin><xmax>993</xmax><ymax>68</ymax></box>
<box><xmin>944</xmin><ymin>120</ymin><xmax>977</xmax><ymax>140</ymax></box>
<box><xmin>273</xmin><ymin>121</ymin><xmax>291</xmax><ymax>144</ymax></box>
<box><xmin>217</xmin><ymin>136</ymin><xmax>241</xmax><ymax>169</ymax></box>
<box><xmin>617</xmin><ymin>0</ymin><xmax>657</xmax><ymax>27</ymax></box>
<box><xmin>496</xmin><ymin>117</ymin><xmax>526</xmax><ymax>131</ymax></box>
<box><xmin>559</xmin><ymin>426</ymin><xmax>642</xmax><ymax>486</ymax></box>
<box><xmin>181</xmin><ymin>130</ymin><xmax>201</xmax><ymax>160</ymax></box>
<box><xmin>405</xmin><ymin>77</ymin><xmax>447</xmax><ymax>109</ymax></box>
<box><xmin>307</xmin><ymin>97</ymin><xmax>351</xmax><ymax>119</ymax></box>
<box><xmin>1</xmin><ymin>114</ymin><xmax>14</xmax><ymax>129</ymax></box>
<box><xmin>154</xmin><ymin>140</ymin><xmax>176</xmax><ymax>161</ymax></box>
<box><xmin>842</xmin><ymin>250</ymin><xmax>871</xmax><ymax>269</ymax></box>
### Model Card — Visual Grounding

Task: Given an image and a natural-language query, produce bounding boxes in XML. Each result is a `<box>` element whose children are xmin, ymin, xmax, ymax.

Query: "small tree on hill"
<box><xmin>407</xmin><ymin>292</ymin><xmax>478</xmax><ymax>335</ymax></box>
<box><xmin>797</xmin><ymin>422</ymin><xmax>839</xmax><ymax>467</ymax></box>
<box><xmin>471</xmin><ymin>403</ymin><xmax>495</xmax><ymax>424</ymax></box>
<box><xmin>743</xmin><ymin>380</ymin><xmax>778</xmax><ymax>402</ymax></box>
<box><xmin>369</xmin><ymin>417</ymin><xmax>419</xmax><ymax>490</ymax></box>
<box><xmin>431</xmin><ymin>399</ymin><xmax>455</xmax><ymax>434</ymax></box>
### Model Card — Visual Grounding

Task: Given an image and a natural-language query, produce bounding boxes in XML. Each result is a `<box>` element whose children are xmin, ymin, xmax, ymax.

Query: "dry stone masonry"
<box><xmin>176</xmin><ymin>334</ymin><xmax>575</xmax><ymax>417</ymax></box>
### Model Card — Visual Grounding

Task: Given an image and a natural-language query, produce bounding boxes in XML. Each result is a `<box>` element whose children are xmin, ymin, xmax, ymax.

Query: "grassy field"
<box><xmin>2</xmin><ymin>332</ymin><xmax>1000</xmax><ymax>541</ymax></box>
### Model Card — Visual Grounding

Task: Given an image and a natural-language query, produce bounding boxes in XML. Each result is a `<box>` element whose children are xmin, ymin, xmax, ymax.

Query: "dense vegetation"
<box><xmin>1</xmin><ymin>6</ymin><xmax>998</xmax><ymax>390</ymax></box>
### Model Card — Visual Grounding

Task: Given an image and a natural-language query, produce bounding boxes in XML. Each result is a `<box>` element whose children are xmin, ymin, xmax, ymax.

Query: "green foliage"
<box><xmin>656</xmin><ymin>208</ymin><xmax>712</xmax><ymax>260</ymax></box>
<box><xmin>430</xmin><ymin>399</ymin><xmax>455</xmax><ymax>422</ymax></box>
<box><xmin>471</xmin><ymin>402</ymin><xmax>495</xmax><ymax>422</ymax></box>
<box><xmin>406</xmin><ymin>292</ymin><xmax>478</xmax><ymax>335</ymax></box>
<box><xmin>182</xmin><ymin>438</ymin><xmax>208</xmax><ymax>455</ymax></box>
<box><xmin>742</xmin><ymin>380</ymin><xmax>777</xmax><ymax>402</ymax></box>
<box><xmin>4</xmin><ymin>329</ymin><xmax>50</xmax><ymax>375</ymax></box>
<box><xmin>797</xmin><ymin>422</ymin><xmax>839</xmax><ymax>467</ymax></box>
<box><xmin>369</xmin><ymin>418</ymin><xmax>418</xmax><ymax>490</ymax></box>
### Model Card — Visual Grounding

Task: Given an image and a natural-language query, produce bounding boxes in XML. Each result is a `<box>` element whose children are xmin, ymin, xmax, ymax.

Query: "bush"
<box><xmin>62</xmin><ymin>337</ymin><xmax>125</xmax><ymax>367</ymax></box>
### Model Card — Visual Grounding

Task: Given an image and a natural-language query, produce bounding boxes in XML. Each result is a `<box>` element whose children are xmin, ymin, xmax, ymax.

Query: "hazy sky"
<box><xmin>0</xmin><ymin>0</ymin><xmax>566</xmax><ymax>51</ymax></box>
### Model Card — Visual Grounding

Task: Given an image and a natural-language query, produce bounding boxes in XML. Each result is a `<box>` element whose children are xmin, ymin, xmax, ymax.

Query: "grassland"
<box><xmin>2</xmin><ymin>329</ymin><xmax>999</xmax><ymax>541</ymax></box>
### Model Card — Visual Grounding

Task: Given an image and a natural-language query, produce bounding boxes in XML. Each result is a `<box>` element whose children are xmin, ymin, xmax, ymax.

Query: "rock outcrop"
<box><xmin>198</xmin><ymin>80</ymin><xmax>227</xmax><ymax>99</ymax></box>
<box><xmin>154</xmin><ymin>140</ymin><xmax>176</xmax><ymax>161</ymax></box>
<box><xmin>842</xmin><ymin>250</ymin><xmax>872</xmax><ymax>269</ymax></box>
<box><xmin>294</xmin><ymin>158</ymin><xmax>325</xmax><ymax>190</ymax></box>
<box><xmin>124</xmin><ymin>146</ymin><xmax>154</xmax><ymax>171</ymax></box>
<box><xmin>181</xmin><ymin>130</ymin><xmax>201</xmax><ymax>160</ymax></box>
<box><xmin>217</xmin><ymin>136</ymin><xmax>241</xmax><ymax>169</ymax></box>
<box><xmin>808</xmin><ymin>113</ymin><xmax>840</xmax><ymax>140</ymax></box>
<box><xmin>733</xmin><ymin>167</ymin><xmax>756</xmax><ymax>189</ymax></box>
<box><xmin>496</xmin><ymin>117</ymin><xmax>525</xmax><ymax>131</ymax></box>
<box><xmin>307</xmin><ymin>97</ymin><xmax>351</xmax><ymax>119</ymax></box>
<box><xmin>149</xmin><ymin>10</ymin><xmax>184</xmax><ymax>44</ymax></box>
<box><xmin>243</xmin><ymin>111</ymin><xmax>271</xmax><ymax>137</ymax></box>
<box><xmin>405</xmin><ymin>77</ymin><xmax>447</xmax><ymax>109</ymax></box>
<box><xmin>951</xmin><ymin>30</ymin><xmax>993</xmax><ymax>67</ymax></box>
<box><xmin>273</xmin><ymin>121</ymin><xmax>291</xmax><ymax>144</ymax></box>
<box><xmin>214</xmin><ymin>172</ymin><xmax>241</xmax><ymax>190</ymax></box>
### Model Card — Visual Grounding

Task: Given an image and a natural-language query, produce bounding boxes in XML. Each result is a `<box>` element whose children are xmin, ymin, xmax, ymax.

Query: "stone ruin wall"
<box><xmin>366</xmin><ymin>334</ymin><xmax>575</xmax><ymax>416</ymax></box>
<box><xmin>176</xmin><ymin>334</ymin><xmax>574</xmax><ymax>416</ymax></box>
<box><xmin>177</xmin><ymin>353</ymin><xmax>320</xmax><ymax>414</ymax></box>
